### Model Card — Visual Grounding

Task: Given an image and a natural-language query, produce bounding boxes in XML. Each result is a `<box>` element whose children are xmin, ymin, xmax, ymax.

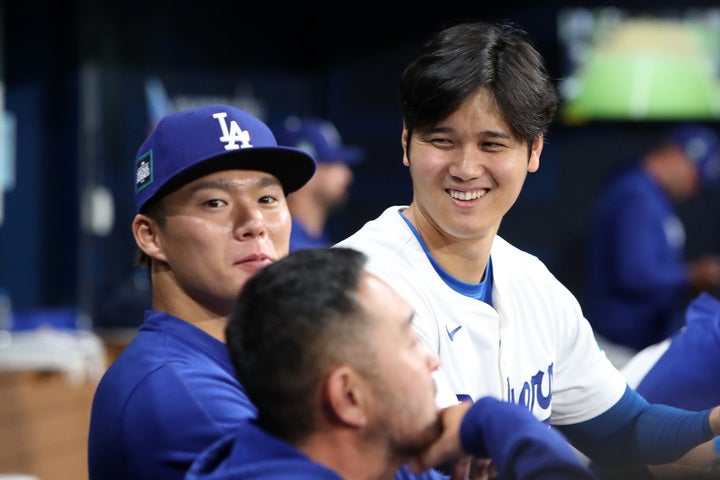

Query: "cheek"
<box><xmin>495</xmin><ymin>159</ymin><xmax>530</xmax><ymax>187</ymax></box>
<box><xmin>266</xmin><ymin>210</ymin><xmax>292</xmax><ymax>251</ymax></box>
<box><xmin>391</xmin><ymin>352</ymin><xmax>434</xmax><ymax>393</ymax></box>
<box><xmin>171</xmin><ymin>218</ymin><xmax>228</xmax><ymax>250</ymax></box>
<box><xmin>408</xmin><ymin>155</ymin><xmax>445</xmax><ymax>185</ymax></box>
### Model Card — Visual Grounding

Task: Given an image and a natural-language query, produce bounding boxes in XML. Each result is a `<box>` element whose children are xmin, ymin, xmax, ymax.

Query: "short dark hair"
<box><xmin>226</xmin><ymin>247</ymin><xmax>370</xmax><ymax>442</ymax></box>
<box><xmin>400</xmin><ymin>21</ymin><xmax>558</xmax><ymax>148</ymax></box>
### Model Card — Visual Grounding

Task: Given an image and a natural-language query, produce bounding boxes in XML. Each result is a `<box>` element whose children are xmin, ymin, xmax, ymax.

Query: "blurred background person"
<box><xmin>274</xmin><ymin>116</ymin><xmax>364</xmax><ymax>252</ymax></box>
<box><xmin>586</xmin><ymin>123</ymin><xmax>720</xmax><ymax>365</ymax></box>
<box><xmin>610</xmin><ymin>291</ymin><xmax>720</xmax><ymax>479</ymax></box>
<box><xmin>622</xmin><ymin>290</ymin><xmax>720</xmax><ymax>412</ymax></box>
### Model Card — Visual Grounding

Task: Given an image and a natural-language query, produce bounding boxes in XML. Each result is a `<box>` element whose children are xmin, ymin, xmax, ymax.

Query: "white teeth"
<box><xmin>449</xmin><ymin>189</ymin><xmax>486</xmax><ymax>200</ymax></box>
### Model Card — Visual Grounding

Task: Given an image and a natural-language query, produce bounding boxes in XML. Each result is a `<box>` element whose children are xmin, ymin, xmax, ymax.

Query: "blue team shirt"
<box><xmin>586</xmin><ymin>164</ymin><xmax>689</xmax><ymax>350</ymax></box>
<box><xmin>88</xmin><ymin>310</ymin><xmax>257</xmax><ymax>480</ymax></box>
<box><xmin>635</xmin><ymin>292</ymin><xmax>720</xmax><ymax>410</ymax></box>
<box><xmin>289</xmin><ymin>218</ymin><xmax>331</xmax><ymax>252</ymax></box>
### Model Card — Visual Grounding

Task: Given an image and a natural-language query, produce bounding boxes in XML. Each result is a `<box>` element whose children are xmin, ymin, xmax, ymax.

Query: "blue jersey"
<box><xmin>186</xmin><ymin>397</ymin><xmax>596</xmax><ymax>480</ymax></box>
<box><xmin>586</xmin><ymin>165</ymin><xmax>689</xmax><ymax>350</ymax></box>
<box><xmin>289</xmin><ymin>218</ymin><xmax>331</xmax><ymax>252</ymax></box>
<box><xmin>88</xmin><ymin>310</ymin><xmax>257</xmax><ymax>480</ymax></box>
<box><xmin>630</xmin><ymin>292</ymin><xmax>720</xmax><ymax>410</ymax></box>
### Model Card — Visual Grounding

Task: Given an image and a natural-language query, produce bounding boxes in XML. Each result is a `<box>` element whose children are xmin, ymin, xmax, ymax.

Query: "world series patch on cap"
<box><xmin>134</xmin><ymin>105</ymin><xmax>317</xmax><ymax>213</ymax></box>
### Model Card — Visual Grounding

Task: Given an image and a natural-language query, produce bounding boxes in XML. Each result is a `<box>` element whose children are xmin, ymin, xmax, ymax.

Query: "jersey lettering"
<box><xmin>450</xmin><ymin>363</ymin><xmax>553</xmax><ymax>418</ymax></box>
<box><xmin>507</xmin><ymin>363</ymin><xmax>553</xmax><ymax>414</ymax></box>
<box><xmin>456</xmin><ymin>393</ymin><xmax>474</xmax><ymax>403</ymax></box>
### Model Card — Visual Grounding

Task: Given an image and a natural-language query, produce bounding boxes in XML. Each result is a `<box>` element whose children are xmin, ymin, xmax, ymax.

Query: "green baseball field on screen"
<box><xmin>559</xmin><ymin>15</ymin><xmax>720</xmax><ymax>122</ymax></box>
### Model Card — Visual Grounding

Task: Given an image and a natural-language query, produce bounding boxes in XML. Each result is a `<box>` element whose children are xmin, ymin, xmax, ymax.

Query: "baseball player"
<box><xmin>335</xmin><ymin>20</ymin><xmax>720</xmax><ymax>476</ymax></box>
<box><xmin>623</xmin><ymin>291</ymin><xmax>720</xmax><ymax>411</ymax></box>
<box><xmin>88</xmin><ymin>105</ymin><xmax>316</xmax><ymax>480</ymax></box>
<box><xmin>273</xmin><ymin>116</ymin><xmax>364</xmax><ymax>252</ymax></box>
<box><xmin>586</xmin><ymin>123</ymin><xmax>720</xmax><ymax>353</ymax></box>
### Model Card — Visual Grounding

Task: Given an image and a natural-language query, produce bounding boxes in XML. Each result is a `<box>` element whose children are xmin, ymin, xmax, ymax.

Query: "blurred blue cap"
<box><xmin>134</xmin><ymin>105</ymin><xmax>316</xmax><ymax>213</ymax></box>
<box><xmin>274</xmin><ymin>116</ymin><xmax>364</xmax><ymax>165</ymax></box>
<box><xmin>669</xmin><ymin>123</ymin><xmax>720</xmax><ymax>191</ymax></box>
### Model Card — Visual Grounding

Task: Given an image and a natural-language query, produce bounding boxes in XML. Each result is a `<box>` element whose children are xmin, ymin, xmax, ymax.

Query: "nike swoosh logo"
<box><xmin>446</xmin><ymin>324</ymin><xmax>462</xmax><ymax>341</ymax></box>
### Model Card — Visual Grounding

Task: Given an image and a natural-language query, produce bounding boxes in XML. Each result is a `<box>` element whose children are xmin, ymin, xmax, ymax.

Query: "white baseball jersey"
<box><xmin>336</xmin><ymin>206</ymin><xmax>627</xmax><ymax>425</ymax></box>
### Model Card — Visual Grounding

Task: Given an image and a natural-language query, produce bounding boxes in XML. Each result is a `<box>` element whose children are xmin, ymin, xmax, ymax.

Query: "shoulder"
<box><xmin>491</xmin><ymin>235</ymin><xmax>558</xmax><ymax>283</ymax></box>
<box><xmin>94</xmin><ymin>324</ymin><xmax>250</xmax><ymax>424</ymax></box>
<box><xmin>336</xmin><ymin>206</ymin><xmax>409</xmax><ymax>250</ymax></box>
<box><xmin>335</xmin><ymin>206</ymin><xmax>421</xmax><ymax>276</ymax></box>
<box><xmin>187</xmin><ymin>424</ymin><xmax>342</xmax><ymax>480</ymax></box>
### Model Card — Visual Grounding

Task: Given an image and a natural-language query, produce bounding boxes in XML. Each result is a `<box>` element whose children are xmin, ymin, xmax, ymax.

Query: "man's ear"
<box><xmin>325</xmin><ymin>365</ymin><xmax>368</xmax><ymax>428</ymax></box>
<box><xmin>132</xmin><ymin>214</ymin><xmax>167</xmax><ymax>263</ymax></box>
<box><xmin>402</xmin><ymin>125</ymin><xmax>410</xmax><ymax>167</ymax></box>
<box><xmin>528</xmin><ymin>134</ymin><xmax>544</xmax><ymax>173</ymax></box>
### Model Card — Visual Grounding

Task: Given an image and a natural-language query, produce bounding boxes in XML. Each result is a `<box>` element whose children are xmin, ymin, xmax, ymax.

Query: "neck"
<box><xmin>151</xmin><ymin>273</ymin><xmax>230</xmax><ymax>343</ymax></box>
<box><xmin>298</xmin><ymin>431</ymin><xmax>404</xmax><ymax>480</ymax></box>
<box><xmin>288</xmin><ymin>195</ymin><xmax>329</xmax><ymax>237</ymax></box>
<box><xmin>403</xmin><ymin>206</ymin><xmax>494</xmax><ymax>283</ymax></box>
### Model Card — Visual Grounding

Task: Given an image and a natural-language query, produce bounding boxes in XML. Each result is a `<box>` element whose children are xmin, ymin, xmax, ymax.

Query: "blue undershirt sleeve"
<box><xmin>459</xmin><ymin>397</ymin><xmax>596</xmax><ymax>479</ymax></box>
<box><xmin>556</xmin><ymin>385</ymin><xmax>714</xmax><ymax>467</ymax></box>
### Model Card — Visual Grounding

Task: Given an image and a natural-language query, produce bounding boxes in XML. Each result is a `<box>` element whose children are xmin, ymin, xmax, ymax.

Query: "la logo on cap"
<box><xmin>213</xmin><ymin>112</ymin><xmax>253</xmax><ymax>151</ymax></box>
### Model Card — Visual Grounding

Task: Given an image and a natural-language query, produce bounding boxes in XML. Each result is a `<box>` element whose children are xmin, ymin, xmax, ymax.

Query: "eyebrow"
<box><xmin>423</xmin><ymin>125</ymin><xmax>511</xmax><ymax>140</ymax></box>
<box><xmin>189</xmin><ymin>174</ymin><xmax>282</xmax><ymax>193</ymax></box>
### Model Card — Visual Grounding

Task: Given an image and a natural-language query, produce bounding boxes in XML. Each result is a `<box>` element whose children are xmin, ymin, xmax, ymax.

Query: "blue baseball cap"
<box><xmin>669</xmin><ymin>123</ymin><xmax>720</xmax><ymax>192</ymax></box>
<box><xmin>135</xmin><ymin>105</ymin><xmax>316</xmax><ymax>213</ymax></box>
<box><xmin>274</xmin><ymin>116</ymin><xmax>364</xmax><ymax>165</ymax></box>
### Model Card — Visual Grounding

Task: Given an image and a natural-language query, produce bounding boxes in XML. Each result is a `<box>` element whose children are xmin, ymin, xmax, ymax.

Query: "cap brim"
<box><xmin>154</xmin><ymin>146</ymin><xmax>316</xmax><ymax>202</ymax></box>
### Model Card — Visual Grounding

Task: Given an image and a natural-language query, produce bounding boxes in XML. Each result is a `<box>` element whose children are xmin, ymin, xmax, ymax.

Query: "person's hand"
<box><xmin>445</xmin><ymin>456</ymin><xmax>498</xmax><ymax>480</ymax></box>
<box><xmin>709</xmin><ymin>405</ymin><xmax>720</xmax><ymax>436</ymax></box>
<box><xmin>469</xmin><ymin>457</ymin><xmax>498</xmax><ymax>480</ymax></box>
<box><xmin>647</xmin><ymin>436</ymin><xmax>717</xmax><ymax>478</ymax></box>
<box><xmin>407</xmin><ymin>401</ymin><xmax>473</xmax><ymax>474</ymax></box>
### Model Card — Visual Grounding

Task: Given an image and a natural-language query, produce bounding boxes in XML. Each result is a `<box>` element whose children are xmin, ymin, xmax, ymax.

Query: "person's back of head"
<box><xmin>399</xmin><ymin>21</ymin><xmax>558</xmax><ymax>147</ymax></box>
<box><xmin>667</xmin><ymin>123</ymin><xmax>720</xmax><ymax>193</ymax></box>
<box><xmin>226</xmin><ymin>247</ymin><xmax>368</xmax><ymax>443</ymax></box>
<box><xmin>645</xmin><ymin>123</ymin><xmax>720</xmax><ymax>200</ymax></box>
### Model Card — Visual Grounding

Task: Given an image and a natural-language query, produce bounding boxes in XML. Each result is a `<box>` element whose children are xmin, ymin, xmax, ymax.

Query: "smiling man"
<box><xmin>335</xmin><ymin>20</ymin><xmax>720</xmax><ymax>477</ymax></box>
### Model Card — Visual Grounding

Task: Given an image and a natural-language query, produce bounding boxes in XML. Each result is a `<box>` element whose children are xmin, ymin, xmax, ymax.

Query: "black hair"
<box><xmin>400</xmin><ymin>21</ymin><xmax>558</xmax><ymax>149</ymax></box>
<box><xmin>226</xmin><ymin>247</ymin><xmax>369</xmax><ymax>442</ymax></box>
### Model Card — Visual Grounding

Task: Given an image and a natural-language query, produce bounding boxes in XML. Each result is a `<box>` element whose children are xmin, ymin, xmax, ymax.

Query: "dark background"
<box><xmin>2</xmin><ymin>1</ymin><xmax>720</xmax><ymax>330</ymax></box>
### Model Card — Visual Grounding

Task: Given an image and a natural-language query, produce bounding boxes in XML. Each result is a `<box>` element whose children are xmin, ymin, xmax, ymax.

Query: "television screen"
<box><xmin>557</xmin><ymin>6</ymin><xmax>720</xmax><ymax>123</ymax></box>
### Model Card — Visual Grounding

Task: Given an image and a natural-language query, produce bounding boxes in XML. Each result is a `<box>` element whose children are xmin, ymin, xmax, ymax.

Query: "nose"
<box><xmin>448</xmin><ymin>147</ymin><xmax>483</xmax><ymax>182</ymax></box>
<box><xmin>426</xmin><ymin>350</ymin><xmax>441</xmax><ymax>372</ymax></box>
<box><xmin>233</xmin><ymin>205</ymin><xmax>266</xmax><ymax>240</ymax></box>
